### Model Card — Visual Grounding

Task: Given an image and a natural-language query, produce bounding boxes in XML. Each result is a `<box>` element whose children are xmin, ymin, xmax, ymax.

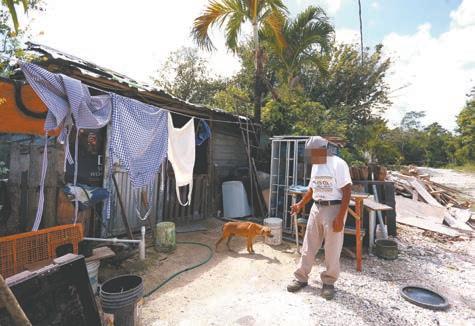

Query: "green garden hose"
<box><xmin>144</xmin><ymin>241</ymin><xmax>214</xmax><ymax>298</ymax></box>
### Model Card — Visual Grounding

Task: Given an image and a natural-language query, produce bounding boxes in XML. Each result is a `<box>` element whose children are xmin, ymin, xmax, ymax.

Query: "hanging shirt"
<box><xmin>110</xmin><ymin>94</ymin><xmax>168</xmax><ymax>188</ymax></box>
<box><xmin>308</xmin><ymin>156</ymin><xmax>352</xmax><ymax>201</ymax></box>
<box><xmin>195</xmin><ymin>119</ymin><xmax>211</xmax><ymax>146</ymax></box>
<box><xmin>168</xmin><ymin>113</ymin><xmax>195</xmax><ymax>206</ymax></box>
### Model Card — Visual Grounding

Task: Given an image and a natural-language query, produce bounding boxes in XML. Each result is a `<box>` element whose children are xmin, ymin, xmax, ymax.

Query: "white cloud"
<box><xmin>335</xmin><ymin>28</ymin><xmax>360</xmax><ymax>45</ymax></box>
<box><xmin>21</xmin><ymin>0</ymin><xmax>240</xmax><ymax>82</ymax></box>
<box><xmin>371</xmin><ymin>1</ymin><xmax>380</xmax><ymax>10</ymax></box>
<box><xmin>450</xmin><ymin>0</ymin><xmax>475</xmax><ymax>28</ymax></box>
<box><xmin>382</xmin><ymin>0</ymin><xmax>475</xmax><ymax>130</ymax></box>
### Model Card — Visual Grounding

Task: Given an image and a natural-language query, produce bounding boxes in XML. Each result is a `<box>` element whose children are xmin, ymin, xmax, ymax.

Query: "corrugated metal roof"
<box><xmin>23</xmin><ymin>42</ymin><xmax>249</xmax><ymax>121</ymax></box>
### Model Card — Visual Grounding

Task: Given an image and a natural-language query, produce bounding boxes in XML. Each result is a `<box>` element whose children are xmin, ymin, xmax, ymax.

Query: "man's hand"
<box><xmin>290</xmin><ymin>202</ymin><xmax>304</xmax><ymax>215</ymax></box>
<box><xmin>332</xmin><ymin>216</ymin><xmax>344</xmax><ymax>232</ymax></box>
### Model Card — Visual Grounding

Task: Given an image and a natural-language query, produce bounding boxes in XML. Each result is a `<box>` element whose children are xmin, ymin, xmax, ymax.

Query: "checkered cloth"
<box><xmin>110</xmin><ymin>94</ymin><xmax>168</xmax><ymax>188</ymax></box>
<box><xmin>20</xmin><ymin>62</ymin><xmax>112</xmax><ymax>230</ymax></box>
<box><xmin>20</xmin><ymin>62</ymin><xmax>111</xmax><ymax>132</ymax></box>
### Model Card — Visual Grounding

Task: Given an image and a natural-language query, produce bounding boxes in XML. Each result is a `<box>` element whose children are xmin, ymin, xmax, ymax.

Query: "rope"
<box><xmin>143</xmin><ymin>241</ymin><xmax>213</xmax><ymax>298</ymax></box>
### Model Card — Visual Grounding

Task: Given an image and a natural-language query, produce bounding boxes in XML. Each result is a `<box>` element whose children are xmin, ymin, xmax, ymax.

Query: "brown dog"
<box><xmin>216</xmin><ymin>222</ymin><xmax>273</xmax><ymax>254</ymax></box>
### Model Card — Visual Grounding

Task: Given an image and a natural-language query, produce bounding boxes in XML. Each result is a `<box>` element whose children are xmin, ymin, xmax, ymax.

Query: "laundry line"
<box><xmin>44</xmin><ymin>71</ymin><xmax>257</xmax><ymax>126</ymax></box>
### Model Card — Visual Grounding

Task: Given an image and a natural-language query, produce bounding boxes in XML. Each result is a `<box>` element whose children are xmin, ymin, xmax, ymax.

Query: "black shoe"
<box><xmin>321</xmin><ymin>284</ymin><xmax>335</xmax><ymax>300</ymax></box>
<box><xmin>287</xmin><ymin>280</ymin><xmax>308</xmax><ymax>292</ymax></box>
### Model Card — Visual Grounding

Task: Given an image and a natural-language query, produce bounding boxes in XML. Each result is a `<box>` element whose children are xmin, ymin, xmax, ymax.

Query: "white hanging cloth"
<box><xmin>167</xmin><ymin>113</ymin><xmax>195</xmax><ymax>206</ymax></box>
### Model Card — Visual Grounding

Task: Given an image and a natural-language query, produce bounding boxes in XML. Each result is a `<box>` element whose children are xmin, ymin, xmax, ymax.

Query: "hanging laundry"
<box><xmin>20</xmin><ymin>62</ymin><xmax>112</xmax><ymax>230</ymax></box>
<box><xmin>63</xmin><ymin>183</ymin><xmax>109</xmax><ymax>211</ymax></box>
<box><xmin>168</xmin><ymin>113</ymin><xmax>195</xmax><ymax>206</ymax></box>
<box><xmin>20</xmin><ymin>62</ymin><xmax>111</xmax><ymax>134</ymax></box>
<box><xmin>195</xmin><ymin>119</ymin><xmax>211</xmax><ymax>146</ymax></box>
<box><xmin>110</xmin><ymin>94</ymin><xmax>168</xmax><ymax>188</ymax></box>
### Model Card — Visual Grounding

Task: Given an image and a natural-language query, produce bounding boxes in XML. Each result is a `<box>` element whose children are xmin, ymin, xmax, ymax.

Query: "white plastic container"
<box><xmin>222</xmin><ymin>181</ymin><xmax>251</xmax><ymax>218</ymax></box>
<box><xmin>86</xmin><ymin>260</ymin><xmax>100</xmax><ymax>294</ymax></box>
<box><xmin>264</xmin><ymin>218</ymin><xmax>283</xmax><ymax>246</ymax></box>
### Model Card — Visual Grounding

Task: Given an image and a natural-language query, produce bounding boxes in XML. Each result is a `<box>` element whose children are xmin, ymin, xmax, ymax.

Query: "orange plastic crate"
<box><xmin>0</xmin><ymin>224</ymin><xmax>83</xmax><ymax>278</ymax></box>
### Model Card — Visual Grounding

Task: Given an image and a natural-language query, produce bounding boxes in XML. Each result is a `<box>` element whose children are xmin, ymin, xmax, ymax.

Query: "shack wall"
<box><xmin>211</xmin><ymin>123</ymin><xmax>248</xmax><ymax>180</ymax></box>
<box><xmin>5</xmin><ymin>139</ymin><xmax>64</xmax><ymax>234</ymax></box>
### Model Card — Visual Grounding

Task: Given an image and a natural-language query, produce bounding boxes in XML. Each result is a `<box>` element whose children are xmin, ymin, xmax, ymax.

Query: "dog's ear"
<box><xmin>261</xmin><ymin>226</ymin><xmax>270</xmax><ymax>235</ymax></box>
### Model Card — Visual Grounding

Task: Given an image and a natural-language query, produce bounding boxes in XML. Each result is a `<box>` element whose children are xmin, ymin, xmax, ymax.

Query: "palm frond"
<box><xmin>192</xmin><ymin>0</ymin><xmax>244</xmax><ymax>50</ymax></box>
<box><xmin>225</xmin><ymin>11</ymin><xmax>245</xmax><ymax>51</ymax></box>
<box><xmin>4</xmin><ymin>0</ymin><xmax>20</xmax><ymax>32</ymax></box>
<box><xmin>21</xmin><ymin>0</ymin><xmax>28</xmax><ymax>11</ymax></box>
<box><xmin>262</xmin><ymin>9</ymin><xmax>286</xmax><ymax>50</ymax></box>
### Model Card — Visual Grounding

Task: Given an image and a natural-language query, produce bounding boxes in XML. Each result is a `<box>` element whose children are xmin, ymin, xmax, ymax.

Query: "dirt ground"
<box><xmin>99</xmin><ymin>217</ymin><xmax>475</xmax><ymax>326</ymax></box>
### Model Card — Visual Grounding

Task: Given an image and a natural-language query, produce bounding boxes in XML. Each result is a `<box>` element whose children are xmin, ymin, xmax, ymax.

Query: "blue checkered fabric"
<box><xmin>20</xmin><ymin>62</ymin><xmax>111</xmax><ymax>132</ymax></box>
<box><xmin>110</xmin><ymin>94</ymin><xmax>168</xmax><ymax>188</ymax></box>
<box><xmin>21</xmin><ymin>62</ymin><xmax>112</xmax><ymax>229</ymax></box>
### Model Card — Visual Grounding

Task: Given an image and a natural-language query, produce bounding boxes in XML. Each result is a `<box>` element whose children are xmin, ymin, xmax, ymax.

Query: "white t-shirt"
<box><xmin>308</xmin><ymin>156</ymin><xmax>352</xmax><ymax>201</ymax></box>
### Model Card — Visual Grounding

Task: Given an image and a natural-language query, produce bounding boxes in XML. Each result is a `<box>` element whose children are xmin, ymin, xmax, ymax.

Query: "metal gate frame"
<box><xmin>268</xmin><ymin>136</ymin><xmax>312</xmax><ymax>232</ymax></box>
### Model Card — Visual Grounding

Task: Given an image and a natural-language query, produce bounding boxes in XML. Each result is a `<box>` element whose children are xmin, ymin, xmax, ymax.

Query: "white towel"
<box><xmin>167</xmin><ymin>113</ymin><xmax>195</xmax><ymax>206</ymax></box>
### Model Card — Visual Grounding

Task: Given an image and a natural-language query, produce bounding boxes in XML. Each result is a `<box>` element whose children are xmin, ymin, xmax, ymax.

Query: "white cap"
<box><xmin>305</xmin><ymin>136</ymin><xmax>328</xmax><ymax>149</ymax></box>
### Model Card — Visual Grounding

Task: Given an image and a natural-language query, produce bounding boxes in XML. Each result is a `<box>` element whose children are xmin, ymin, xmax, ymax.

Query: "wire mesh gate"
<box><xmin>268</xmin><ymin>136</ymin><xmax>312</xmax><ymax>233</ymax></box>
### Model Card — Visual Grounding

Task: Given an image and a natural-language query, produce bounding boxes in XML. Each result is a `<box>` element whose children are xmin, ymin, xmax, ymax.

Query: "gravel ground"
<box><xmin>103</xmin><ymin>168</ymin><xmax>475</xmax><ymax>325</ymax></box>
<box><xmin>132</xmin><ymin>218</ymin><xmax>475</xmax><ymax>326</ymax></box>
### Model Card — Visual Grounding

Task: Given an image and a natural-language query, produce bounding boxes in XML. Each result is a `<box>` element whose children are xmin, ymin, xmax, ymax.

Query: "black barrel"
<box><xmin>100</xmin><ymin>275</ymin><xmax>144</xmax><ymax>326</ymax></box>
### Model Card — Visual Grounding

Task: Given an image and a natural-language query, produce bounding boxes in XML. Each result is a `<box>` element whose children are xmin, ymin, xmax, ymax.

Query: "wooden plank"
<box><xmin>408</xmin><ymin>178</ymin><xmax>443</xmax><ymax>207</ymax></box>
<box><xmin>395</xmin><ymin>196</ymin><xmax>445</xmax><ymax>224</ymax></box>
<box><xmin>85</xmin><ymin>247</ymin><xmax>115</xmax><ymax>262</ymax></box>
<box><xmin>363</xmin><ymin>198</ymin><xmax>393</xmax><ymax>211</ymax></box>
<box><xmin>443</xmin><ymin>213</ymin><xmax>473</xmax><ymax>232</ymax></box>
<box><xmin>397</xmin><ymin>216</ymin><xmax>461</xmax><ymax>237</ymax></box>
<box><xmin>395</xmin><ymin>174</ymin><xmax>444</xmax><ymax>207</ymax></box>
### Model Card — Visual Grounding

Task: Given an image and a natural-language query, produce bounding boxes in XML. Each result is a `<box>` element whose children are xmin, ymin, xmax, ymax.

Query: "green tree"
<box><xmin>423</xmin><ymin>122</ymin><xmax>453</xmax><ymax>167</ymax></box>
<box><xmin>400</xmin><ymin>110</ymin><xmax>425</xmax><ymax>131</ymax></box>
<box><xmin>454</xmin><ymin>96</ymin><xmax>475</xmax><ymax>164</ymax></box>
<box><xmin>192</xmin><ymin>0</ymin><xmax>288</xmax><ymax>122</ymax></box>
<box><xmin>1</xmin><ymin>1</ymin><xmax>42</xmax><ymax>76</ymax></box>
<box><xmin>153</xmin><ymin>47</ymin><xmax>227</xmax><ymax>105</ymax></box>
<box><xmin>262</xmin><ymin>5</ymin><xmax>334</xmax><ymax>88</ymax></box>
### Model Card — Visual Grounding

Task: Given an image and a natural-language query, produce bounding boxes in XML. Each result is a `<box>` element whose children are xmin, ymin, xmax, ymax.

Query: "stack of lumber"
<box><xmin>388</xmin><ymin>169</ymin><xmax>471</xmax><ymax>209</ymax></box>
<box><xmin>388</xmin><ymin>167</ymin><xmax>474</xmax><ymax>236</ymax></box>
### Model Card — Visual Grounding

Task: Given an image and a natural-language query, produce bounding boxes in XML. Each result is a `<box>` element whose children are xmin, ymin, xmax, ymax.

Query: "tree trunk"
<box><xmin>253</xmin><ymin>22</ymin><xmax>262</xmax><ymax>123</ymax></box>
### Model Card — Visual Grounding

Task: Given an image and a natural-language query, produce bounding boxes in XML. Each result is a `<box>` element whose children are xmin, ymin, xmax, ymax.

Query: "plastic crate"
<box><xmin>0</xmin><ymin>224</ymin><xmax>83</xmax><ymax>278</ymax></box>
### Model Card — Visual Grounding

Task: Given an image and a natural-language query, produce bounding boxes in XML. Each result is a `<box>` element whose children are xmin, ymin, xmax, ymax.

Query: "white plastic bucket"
<box><xmin>222</xmin><ymin>181</ymin><xmax>251</xmax><ymax>218</ymax></box>
<box><xmin>264</xmin><ymin>218</ymin><xmax>282</xmax><ymax>246</ymax></box>
<box><xmin>86</xmin><ymin>260</ymin><xmax>100</xmax><ymax>295</ymax></box>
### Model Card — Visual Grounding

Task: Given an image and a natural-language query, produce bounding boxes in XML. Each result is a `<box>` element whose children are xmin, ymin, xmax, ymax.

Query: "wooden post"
<box><xmin>355</xmin><ymin>198</ymin><xmax>363</xmax><ymax>272</ymax></box>
<box><xmin>0</xmin><ymin>275</ymin><xmax>31</xmax><ymax>326</ymax></box>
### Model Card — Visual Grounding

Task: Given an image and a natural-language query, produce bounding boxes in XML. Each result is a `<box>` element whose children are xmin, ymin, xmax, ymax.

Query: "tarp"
<box><xmin>0</xmin><ymin>78</ymin><xmax>58</xmax><ymax>136</ymax></box>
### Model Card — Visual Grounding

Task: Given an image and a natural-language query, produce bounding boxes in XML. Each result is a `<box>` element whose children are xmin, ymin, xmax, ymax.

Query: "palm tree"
<box><xmin>262</xmin><ymin>5</ymin><xmax>334</xmax><ymax>88</ymax></box>
<box><xmin>192</xmin><ymin>0</ymin><xmax>288</xmax><ymax>122</ymax></box>
<box><xmin>2</xmin><ymin>0</ymin><xmax>29</xmax><ymax>33</ymax></box>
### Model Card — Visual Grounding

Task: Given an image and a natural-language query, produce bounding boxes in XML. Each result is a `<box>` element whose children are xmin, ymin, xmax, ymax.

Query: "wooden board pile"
<box><xmin>388</xmin><ymin>166</ymin><xmax>474</xmax><ymax>237</ymax></box>
<box><xmin>389</xmin><ymin>166</ymin><xmax>472</xmax><ymax>209</ymax></box>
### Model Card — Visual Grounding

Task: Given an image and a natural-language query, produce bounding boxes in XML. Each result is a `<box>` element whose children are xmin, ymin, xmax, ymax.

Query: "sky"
<box><xmin>17</xmin><ymin>0</ymin><xmax>475</xmax><ymax>130</ymax></box>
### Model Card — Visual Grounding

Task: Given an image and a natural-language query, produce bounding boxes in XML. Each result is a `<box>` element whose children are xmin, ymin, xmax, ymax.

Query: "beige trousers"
<box><xmin>294</xmin><ymin>204</ymin><xmax>346</xmax><ymax>285</ymax></box>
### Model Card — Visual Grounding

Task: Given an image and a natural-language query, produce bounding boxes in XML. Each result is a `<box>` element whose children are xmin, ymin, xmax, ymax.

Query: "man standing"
<box><xmin>287</xmin><ymin>136</ymin><xmax>352</xmax><ymax>300</ymax></box>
